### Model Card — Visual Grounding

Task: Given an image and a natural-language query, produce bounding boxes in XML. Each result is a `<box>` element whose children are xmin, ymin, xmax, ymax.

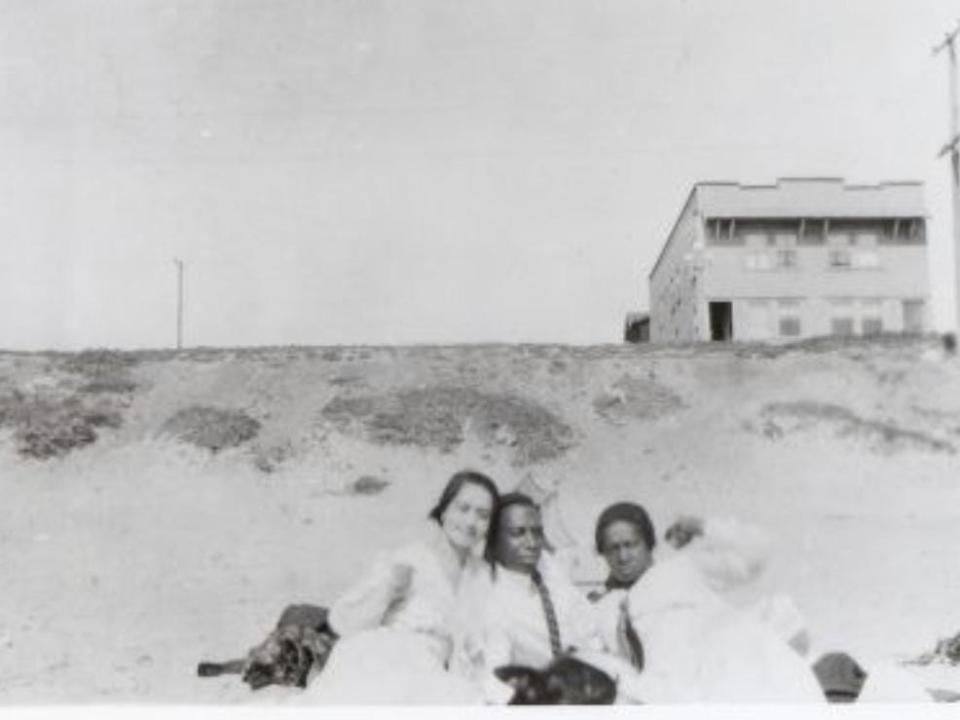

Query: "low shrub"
<box><xmin>322</xmin><ymin>386</ymin><xmax>575</xmax><ymax>466</ymax></box>
<box><xmin>347</xmin><ymin>475</ymin><xmax>390</xmax><ymax>495</ymax></box>
<box><xmin>161</xmin><ymin>406</ymin><xmax>261</xmax><ymax>453</ymax></box>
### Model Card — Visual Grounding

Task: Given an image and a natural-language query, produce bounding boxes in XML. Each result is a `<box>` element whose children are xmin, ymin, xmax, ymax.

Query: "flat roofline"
<box><xmin>775</xmin><ymin>176</ymin><xmax>845</xmax><ymax>182</ymax></box>
<box><xmin>700</xmin><ymin>213</ymin><xmax>930</xmax><ymax>219</ymax></box>
<box><xmin>695</xmin><ymin>177</ymin><xmax>924</xmax><ymax>189</ymax></box>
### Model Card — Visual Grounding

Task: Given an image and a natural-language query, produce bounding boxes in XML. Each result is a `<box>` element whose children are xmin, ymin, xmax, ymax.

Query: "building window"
<box><xmin>862</xmin><ymin>317</ymin><xmax>883</xmax><ymax>335</ymax></box>
<box><xmin>708</xmin><ymin>219</ymin><xmax>740</xmax><ymax>246</ymax></box>
<box><xmin>775</xmin><ymin>249</ymin><xmax>797</xmax><ymax>268</ymax></box>
<box><xmin>773</xmin><ymin>231</ymin><xmax>797</xmax><ymax>247</ymax></box>
<box><xmin>779</xmin><ymin>317</ymin><xmax>802</xmax><ymax>337</ymax></box>
<box><xmin>903</xmin><ymin>300</ymin><xmax>925</xmax><ymax>333</ymax></box>
<box><xmin>744</xmin><ymin>252</ymin><xmax>772</xmax><ymax>270</ymax></box>
<box><xmin>893</xmin><ymin>218</ymin><xmax>925</xmax><ymax>244</ymax></box>
<box><xmin>800</xmin><ymin>220</ymin><xmax>826</xmax><ymax>246</ymax></box>
<box><xmin>853</xmin><ymin>251</ymin><xmax>880</xmax><ymax>268</ymax></box>
<box><xmin>831</xmin><ymin>318</ymin><xmax>855</xmax><ymax>336</ymax></box>
<box><xmin>829</xmin><ymin>249</ymin><xmax>852</xmax><ymax>268</ymax></box>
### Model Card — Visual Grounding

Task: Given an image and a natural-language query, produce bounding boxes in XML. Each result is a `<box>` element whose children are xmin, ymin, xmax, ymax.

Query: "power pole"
<box><xmin>934</xmin><ymin>22</ymin><xmax>960</xmax><ymax>331</ymax></box>
<box><xmin>173</xmin><ymin>258</ymin><xmax>184</xmax><ymax>349</ymax></box>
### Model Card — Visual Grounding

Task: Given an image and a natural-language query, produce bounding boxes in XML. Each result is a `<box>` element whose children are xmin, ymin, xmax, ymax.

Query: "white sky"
<box><xmin>1</xmin><ymin>0</ymin><xmax>959</xmax><ymax>349</ymax></box>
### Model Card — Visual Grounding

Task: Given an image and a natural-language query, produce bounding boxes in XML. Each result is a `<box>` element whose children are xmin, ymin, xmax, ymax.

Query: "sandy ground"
<box><xmin>0</xmin><ymin>339</ymin><xmax>958</xmax><ymax>704</ymax></box>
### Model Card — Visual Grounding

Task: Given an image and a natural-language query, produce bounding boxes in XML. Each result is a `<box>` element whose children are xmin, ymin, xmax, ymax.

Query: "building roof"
<box><xmin>647</xmin><ymin>177</ymin><xmax>928</xmax><ymax>281</ymax></box>
<box><xmin>695</xmin><ymin>178</ymin><xmax>927</xmax><ymax>219</ymax></box>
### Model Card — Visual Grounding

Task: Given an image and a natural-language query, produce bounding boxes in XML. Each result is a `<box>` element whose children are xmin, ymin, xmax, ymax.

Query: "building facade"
<box><xmin>648</xmin><ymin>178</ymin><xmax>931</xmax><ymax>342</ymax></box>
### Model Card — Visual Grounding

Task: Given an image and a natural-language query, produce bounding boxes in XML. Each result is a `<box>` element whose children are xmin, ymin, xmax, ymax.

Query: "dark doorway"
<box><xmin>709</xmin><ymin>301</ymin><xmax>733</xmax><ymax>341</ymax></box>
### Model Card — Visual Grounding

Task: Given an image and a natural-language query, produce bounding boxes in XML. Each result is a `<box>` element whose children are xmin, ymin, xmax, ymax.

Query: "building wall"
<box><xmin>649</xmin><ymin>180</ymin><xmax>931</xmax><ymax>343</ymax></box>
<box><xmin>700</xmin><ymin>218</ymin><xmax>929</xmax><ymax>340</ymax></box>
<box><xmin>649</xmin><ymin>191</ymin><xmax>704</xmax><ymax>341</ymax></box>
<box><xmin>723</xmin><ymin>295</ymin><xmax>926</xmax><ymax>341</ymax></box>
<box><xmin>703</xmin><ymin>244</ymin><xmax>929</xmax><ymax>300</ymax></box>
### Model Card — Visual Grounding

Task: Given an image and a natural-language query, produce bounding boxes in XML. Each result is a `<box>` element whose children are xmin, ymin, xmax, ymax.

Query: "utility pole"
<box><xmin>173</xmin><ymin>258</ymin><xmax>184</xmax><ymax>349</ymax></box>
<box><xmin>934</xmin><ymin>21</ymin><xmax>960</xmax><ymax>331</ymax></box>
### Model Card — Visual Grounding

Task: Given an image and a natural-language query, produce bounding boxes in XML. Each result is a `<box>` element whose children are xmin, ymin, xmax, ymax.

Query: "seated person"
<box><xmin>591</xmin><ymin>501</ymin><xmax>824</xmax><ymax>704</ymax></box>
<box><xmin>482</xmin><ymin>493</ymin><xmax>604</xmax><ymax>665</ymax></box>
<box><xmin>304</xmin><ymin>470</ymin><xmax>500</xmax><ymax>704</ymax></box>
<box><xmin>479</xmin><ymin>492</ymin><xmax>621</xmax><ymax>702</ymax></box>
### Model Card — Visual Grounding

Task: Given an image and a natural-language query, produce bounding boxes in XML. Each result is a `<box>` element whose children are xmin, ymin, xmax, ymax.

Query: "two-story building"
<box><xmin>648</xmin><ymin>178</ymin><xmax>931</xmax><ymax>342</ymax></box>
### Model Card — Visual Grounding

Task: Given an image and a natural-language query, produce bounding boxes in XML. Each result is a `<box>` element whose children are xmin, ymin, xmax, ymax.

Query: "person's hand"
<box><xmin>664</xmin><ymin>515</ymin><xmax>704</xmax><ymax>549</ymax></box>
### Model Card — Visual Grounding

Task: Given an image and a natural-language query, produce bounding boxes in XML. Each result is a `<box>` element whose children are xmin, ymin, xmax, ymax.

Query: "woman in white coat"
<box><xmin>591</xmin><ymin>502</ymin><xmax>824</xmax><ymax>704</ymax></box>
<box><xmin>304</xmin><ymin>470</ymin><xmax>499</xmax><ymax>704</ymax></box>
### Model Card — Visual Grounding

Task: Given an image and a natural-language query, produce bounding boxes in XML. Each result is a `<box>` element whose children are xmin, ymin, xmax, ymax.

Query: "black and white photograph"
<box><xmin>1</xmin><ymin>0</ymin><xmax>959</xmax><ymax>712</ymax></box>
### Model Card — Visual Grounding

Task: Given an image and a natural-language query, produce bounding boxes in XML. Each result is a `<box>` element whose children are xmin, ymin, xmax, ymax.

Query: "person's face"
<box><xmin>495</xmin><ymin>504</ymin><xmax>544</xmax><ymax>574</ymax></box>
<box><xmin>600</xmin><ymin>520</ymin><xmax>652</xmax><ymax>586</ymax></box>
<box><xmin>440</xmin><ymin>482</ymin><xmax>494</xmax><ymax>551</ymax></box>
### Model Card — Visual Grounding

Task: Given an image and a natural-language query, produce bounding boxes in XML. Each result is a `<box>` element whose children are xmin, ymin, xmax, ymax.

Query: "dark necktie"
<box><xmin>530</xmin><ymin>569</ymin><xmax>563</xmax><ymax>658</ymax></box>
<box><xmin>617</xmin><ymin>597</ymin><xmax>645</xmax><ymax>671</ymax></box>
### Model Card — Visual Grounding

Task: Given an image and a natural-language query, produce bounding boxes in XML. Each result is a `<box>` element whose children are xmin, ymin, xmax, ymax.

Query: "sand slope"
<box><xmin>0</xmin><ymin>338</ymin><xmax>958</xmax><ymax>703</ymax></box>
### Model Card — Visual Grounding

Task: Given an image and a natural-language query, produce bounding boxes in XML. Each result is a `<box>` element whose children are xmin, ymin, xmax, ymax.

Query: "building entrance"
<box><xmin>709</xmin><ymin>301</ymin><xmax>733</xmax><ymax>341</ymax></box>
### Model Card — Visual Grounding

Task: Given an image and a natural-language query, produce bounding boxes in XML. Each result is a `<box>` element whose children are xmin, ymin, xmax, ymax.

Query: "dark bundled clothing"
<box><xmin>197</xmin><ymin>603</ymin><xmax>337</xmax><ymax>690</ymax></box>
<box><xmin>495</xmin><ymin>656</ymin><xmax>617</xmax><ymax>705</ymax></box>
<box><xmin>812</xmin><ymin>652</ymin><xmax>867</xmax><ymax>702</ymax></box>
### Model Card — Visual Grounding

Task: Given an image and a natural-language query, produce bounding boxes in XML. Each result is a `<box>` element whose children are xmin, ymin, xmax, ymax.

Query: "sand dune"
<box><xmin>1</xmin><ymin>337</ymin><xmax>958</xmax><ymax>702</ymax></box>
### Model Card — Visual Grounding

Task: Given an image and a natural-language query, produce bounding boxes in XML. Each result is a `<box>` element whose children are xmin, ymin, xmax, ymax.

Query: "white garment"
<box><xmin>680</xmin><ymin>516</ymin><xmax>770</xmax><ymax>594</ymax></box>
<box><xmin>594</xmin><ymin>587</ymin><xmax>631</xmax><ymax>661</ymax></box>
<box><xmin>480</xmin><ymin>554</ymin><xmax>605</xmax><ymax>702</ymax></box>
<box><xmin>673</xmin><ymin>516</ymin><xmax>812</xmax><ymax>654</ymax></box>
<box><xmin>482</xmin><ymin>554</ymin><xmax>605</xmax><ymax>669</ymax></box>
<box><xmin>305</xmin><ymin>525</ymin><xmax>491</xmax><ymax>704</ymax></box>
<box><xmin>620</xmin><ymin>555</ymin><xmax>824</xmax><ymax>703</ymax></box>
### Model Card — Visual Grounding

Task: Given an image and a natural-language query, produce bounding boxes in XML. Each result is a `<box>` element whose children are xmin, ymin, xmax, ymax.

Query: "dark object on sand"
<box><xmin>197</xmin><ymin>603</ymin><xmax>337</xmax><ymax>690</ymax></box>
<box><xmin>944</xmin><ymin>333</ymin><xmax>957</xmax><ymax>355</ymax></box>
<box><xmin>495</xmin><ymin>656</ymin><xmax>617</xmax><ymax>705</ymax></box>
<box><xmin>812</xmin><ymin>652</ymin><xmax>867</xmax><ymax>702</ymax></box>
<box><xmin>904</xmin><ymin>629</ymin><xmax>960</xmax><ymax>667</ymax></box>
<box><xmin>925</xmin><ymin>630</ymin><xmax>960</xmax><ymax>665</ymax></box>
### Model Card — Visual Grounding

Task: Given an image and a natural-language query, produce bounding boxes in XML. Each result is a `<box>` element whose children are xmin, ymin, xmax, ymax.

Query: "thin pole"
<box><xmin>934</xmin><ymin>22</ymin><xmax>960</xmax><ymax>331</ymax></box>
<box><xmin>173</xmin><ymin>258</ymin><xmax>184</xmax><ymax>349</ymax></box>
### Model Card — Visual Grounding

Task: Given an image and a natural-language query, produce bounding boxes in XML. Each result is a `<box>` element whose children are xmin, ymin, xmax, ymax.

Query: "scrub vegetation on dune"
<box><xmin>343</xmin><ymin>475</ymin><xmax>391</xmax><ymax>496</ymax></box>
<box><xmin>760</xmin><ymin>401</ymin><xmax>956</xmax><ymax>455</ymax></box>
<box><xmin>0</xmin><ymin>350</ymin><xmax>139</xmax><ymax>460</ymax></box>
<box><xmin>592</xmin><ymin>373</ymin><xmax>686</xmax><ymax>424</ymax></box>
<box><xmin>0</xmin><ymin>389</ymin><xmax>124</xmax><ymax>459</ymax></box>
<box><xmin>161</xmin><ymin>406</ymin><xmax>262</xmax><ymax>453</ymax></box>
<box><xmin>1</xmin><ymin>337</ymin><xmax>959</xmax><ymax>702</ymax></box>
<box><xmin>321</xmin><ymin>385</ymin><xmax>575</xmax><ymax>466</ymax></box>
<box><xmin>57</xmin><ymin>348</ymin><xmax>140</xmax><ymax>379</ymax></box>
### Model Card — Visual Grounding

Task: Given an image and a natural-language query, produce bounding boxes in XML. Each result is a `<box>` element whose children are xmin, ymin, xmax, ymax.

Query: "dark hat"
<box><xmin>595</xmin><ymin>502</ymin><xmax>656</xmax><ymax>554</ymax></box>
<box><xmin>812</xmin><ymin>652</ymin><xmax>867</xmax><ymax>702</ymax></box>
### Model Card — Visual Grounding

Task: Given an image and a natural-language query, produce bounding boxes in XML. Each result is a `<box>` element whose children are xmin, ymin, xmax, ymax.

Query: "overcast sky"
<box><xmin>1</xmin><ymin>0</ymin><xmax>959</xmax><ymax>349</ymax></box>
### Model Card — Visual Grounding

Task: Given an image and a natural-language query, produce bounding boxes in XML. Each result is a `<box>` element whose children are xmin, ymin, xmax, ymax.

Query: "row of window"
<box><xmin>775</xmin><ymin>316</ymin><xmax>885</xmax><ymax>338</ymax></box>
<box><xmin>708</xmin><ymin>218</ymin><xmax>925</xmax><ymax>246</ymax></box>
<box><xmin>743</xmin><ymin>248</ymin><xmax>880</xmax><ymax>270</ymax></box>
<box><xmin>744</xmin><ymin>296</ymin><xmax>900</xmax><ymax>339</ymax></box>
